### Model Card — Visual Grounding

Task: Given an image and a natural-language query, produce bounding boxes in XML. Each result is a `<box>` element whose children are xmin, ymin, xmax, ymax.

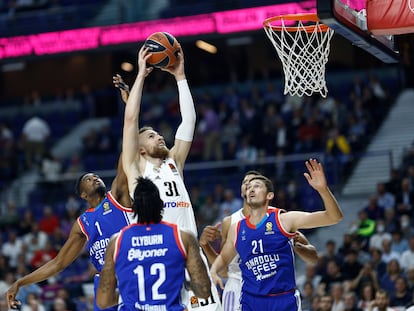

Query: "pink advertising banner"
<box><xmin>0</xmin><ymin>1</ymin><xmax>316</xmax><ymax>60</ymax></box>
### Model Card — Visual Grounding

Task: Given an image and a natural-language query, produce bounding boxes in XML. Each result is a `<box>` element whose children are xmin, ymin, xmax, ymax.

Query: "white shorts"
<box><xmin>181</xmin><ymin>283</ymin><xmax>222</xmax><ymax>311</ymax></box>
<box><xmin>222</xmin><ymin>277</ymin><xmax>241</xmax><ymax>311</ymax></box>
<box><xmin>180</xmin><ymin>248</ymin><xmax>222</xmax><ymax>311</ymax></box>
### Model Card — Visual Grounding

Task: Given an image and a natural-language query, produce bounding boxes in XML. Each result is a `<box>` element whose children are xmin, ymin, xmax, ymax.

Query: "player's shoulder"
<box><xmin>222</xmin><ymin>215</ymin><xmax>232</xmax><ymax>225</ymax></box>
<box><xmin>159</xmin><ymin>220</ymin><xmax>179</xmax><ymax>231</ymax></box>
<box><xmin>83</xmin><ymin>207</ymin><xmax>95</xmax><ymax>213</ymax></box>
<box><xmin>267</xmin><ymin>205</ymin><xmax>279</xmax><ymax>211</ymax></box>
<box><xmin>106</xmin><ymin>191</ymin><xmax>132</xmax><ymax>213</ymax></box>
<box><xmin>268</xmin><ymin>206</ymin><xmax>287</xmax><ymax>217</ymax></box>
<box><xmin>78</xmin><ymin>208</ymin><xmax>97</xmax><ymax>226</ymax></box>
<box><xmin>229</xmin><ymin>208</ymin><xmax>246</xmax><ymax>224</ymax></box>
<box><xmin>79</xmin><ymin>205</ymin><xmax>98</xmax><ymax>219</ymax></box>
<box><xmin>79</xmin><ymin>198</ymin><xmax>112</xmax><ymax>221</ymax></box>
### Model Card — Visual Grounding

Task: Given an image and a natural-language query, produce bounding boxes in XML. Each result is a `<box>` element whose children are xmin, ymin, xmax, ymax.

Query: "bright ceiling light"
<box><xmin>121</xmin><ymin>62</ymin><xmax>134</xmax><ymax>72</ymax></box>
<box><xmin>195</xmin><ymin>40</ymin><xmax>217</xmax><ymax>54</ymax></box>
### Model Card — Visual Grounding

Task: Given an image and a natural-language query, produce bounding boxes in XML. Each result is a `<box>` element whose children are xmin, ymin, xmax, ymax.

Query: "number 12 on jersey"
<box><xmin>134</xmin><ymin>263</ymin><xmax>167</xmax><ymax>302</ymax></box>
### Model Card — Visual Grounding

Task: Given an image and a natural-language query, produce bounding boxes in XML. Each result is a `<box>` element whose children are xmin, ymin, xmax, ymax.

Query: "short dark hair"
<box><xmin>248</xmin><ymin>175</ymin><xmax>274</xmax><ymax>193</ymax></box>
<box><xmin>139</xmin><ymin>126</ymin><xmax>154</xmax><ymax>134</ymax></box>
<box><xmin>375</xmin><ymin>289</ymin><xmax>389</xmax><ymax>299</ymax></box>
<box><xmin>74</xmin><ymin>173</ymin><xmax>89</xmax><ymax>197</ymax></box>
<box><xmin>133</xmin><ymin>177</ymin><xmax>164</xmax><ymax>224</ymax></box>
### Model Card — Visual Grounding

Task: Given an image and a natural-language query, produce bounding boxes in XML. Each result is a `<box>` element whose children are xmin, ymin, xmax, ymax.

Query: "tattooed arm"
<box><xmin>96</xmin><ymin>236</ymin><xmax>119</xmax><ymax>309</ymax></box>
<box><xmin>181</xmin><ymin>231</ymin><xmax>211</xmax><ymax>299</ymax></box>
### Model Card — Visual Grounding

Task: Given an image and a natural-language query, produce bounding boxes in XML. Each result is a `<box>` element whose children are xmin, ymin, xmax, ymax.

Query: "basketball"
<box><xmin>144</xmin><ymin>32</ymin><xmax>180</xmax><ymax>68</ymax></box>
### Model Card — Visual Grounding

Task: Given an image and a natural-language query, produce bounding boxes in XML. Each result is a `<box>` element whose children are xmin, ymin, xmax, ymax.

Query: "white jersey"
<box><xmin>144</xmin><ymin>158</ymin><xmax>222</xmax><ymax>311</ymax></box>
<box><xmin>143</xmin><ymin>158</ymin><xmax>198</xmax><ymax>236</ymax></box>
<box><xmin>227</xmin><ymin>209</ymin><xmax>245</xmax><ymax>280</ymax></box>
<box><xmin>221</xmin><ymin>209</ymin><xmax>245</xmax><ymax>311</ymax></box>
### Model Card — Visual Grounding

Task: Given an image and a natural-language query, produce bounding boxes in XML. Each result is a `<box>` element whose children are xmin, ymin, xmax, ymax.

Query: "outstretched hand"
<box><xmin>161</xmin><ymin>45</ymin><xmax>186</xmax><ymax>81</ymax></box>
<box><xmin>199</xmin><ymin>224</ymin><xmax>221</xmax><ymax>246</ymax></box>
<box><xmin>210</xmin><ymin>270</ymin><xmax>224</xmax><ymax>290</ymax></box>
<box><xmin>113</xmin><ymin>74</ymin><xmax>130</xmax><ymax>104</ymax></box>
<box><xmin>6</xmin><ymin>283</ymin><xmax>21</xmax><ymax>310</ymax></box>
<box><xmin>303</xmin><ymin>159</ymin><xmax>328</xmax><ymax>192</ymax></box>
<box><xmin>293</xmin><ymin>231</ymin><xmax>307</xmax><ymax>245</ymax></box>
<box><xmin>138</xmin><ymin>46</ymin><xmax>154</xmax><ymax>78</ymax></box>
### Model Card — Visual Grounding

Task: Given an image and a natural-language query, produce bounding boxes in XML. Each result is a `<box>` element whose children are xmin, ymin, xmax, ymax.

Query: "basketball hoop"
<box><xmin>263</xmin><ymin>13</ymin><xmax>334</xmax><ymax>98</ymax></box>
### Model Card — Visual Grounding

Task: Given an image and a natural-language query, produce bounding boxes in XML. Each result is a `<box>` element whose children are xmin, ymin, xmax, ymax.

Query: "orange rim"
<box><xmin>263</xmin><ymin>13</ymin><xmax>330</xmax><ymax>33</ymax></box>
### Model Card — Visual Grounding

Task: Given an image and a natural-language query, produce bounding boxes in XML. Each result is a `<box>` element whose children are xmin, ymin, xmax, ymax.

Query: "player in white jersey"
<box><xmin>200</xmin><ymin>171</ymin><xmax>318</xmax><ymax>311</ymax></box>
<box><xmin>121</xmin><ymin>45</ymin><xmax>221</xmax><ymax>310</ymax></box>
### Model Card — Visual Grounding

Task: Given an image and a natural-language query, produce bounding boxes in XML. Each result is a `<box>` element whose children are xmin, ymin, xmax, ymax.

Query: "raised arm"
<box><xmin>6</xmin><ymin>222</ymin><xmax>87</xmax><ymax>309</ymax></box>
<box><xmin>182</xmin><ymin>231</ymin><xmax>211</xmax><ymax>299</ymax></box>
<box><xmin>122</xmin><ymin>46</ymin><xmax>153</xmax><ymax>195</ymax></box>
<box><xmin>108</xmin><ymin>74</ymin><xmax>132</xmax><ymax>207</ymax></box>
<box><xmin>163</xmin><ymin>47</ymin><xmax>196</xmax><ymax>174</ymax></box>
<box><xmin>111</xmin><ymin>154</ymin><xmax>132</xmax><ymax>207</ymax></box>
<box><xmin>96</xmin><ymin>236</ymin><xmax>119</xmax><ymax>309</ymax></box>
<box><xmin>210</xmin><ymin>222</ymin><xmax>238</xmax><ymax>290</ymax></box>
<box><xmin>281</xmin><ymin>159</ymin><xmax>343</xmax><ymax>232</ymax></box>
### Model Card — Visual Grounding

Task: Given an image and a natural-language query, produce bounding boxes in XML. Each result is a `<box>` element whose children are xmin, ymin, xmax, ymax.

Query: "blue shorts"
<box><xmin>240</xmin><ymin>289</ymin><xmax>301</xmax><ymax>311</ymax></box>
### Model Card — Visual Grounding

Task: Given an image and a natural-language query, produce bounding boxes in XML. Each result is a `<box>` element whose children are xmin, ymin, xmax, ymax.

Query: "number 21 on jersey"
<box><xmin>252</xmin><ymin>239</ymin><xmax>264</xmax><ymax>254</ymax></box>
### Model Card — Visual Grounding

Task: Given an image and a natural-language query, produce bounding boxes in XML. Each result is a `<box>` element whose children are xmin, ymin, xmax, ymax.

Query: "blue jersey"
<box><xmin>235</xmin><ymin>209</ymin><xmax>297</xmax><ymax>298</ymax></box>
<box><xmin>78</xmin><ymin>191</ymin><xmax>134</xmax><ymax>311</ymax></box>
<box><xmin>114</xmin><ymin>221</ymin><xmax>187</xmax><ymax>311</ymax></box>
<box><xmin>78</xmin><ymin>191</ymin><xmax>134</xmax><ymax>272</ymax></box>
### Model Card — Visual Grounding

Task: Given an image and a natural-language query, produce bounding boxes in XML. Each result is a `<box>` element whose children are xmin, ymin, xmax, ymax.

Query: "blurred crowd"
<box><xmin>298</xmin><ymin>147</ymin><xmax>414</xmax><ymax>311</ymax></box>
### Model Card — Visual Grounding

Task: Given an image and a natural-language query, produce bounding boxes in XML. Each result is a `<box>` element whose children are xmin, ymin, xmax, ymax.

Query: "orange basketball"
<box><xmin>144</xmin><ymin>32</ymin><xmax>180</xmax><ymax>68</ymax></box>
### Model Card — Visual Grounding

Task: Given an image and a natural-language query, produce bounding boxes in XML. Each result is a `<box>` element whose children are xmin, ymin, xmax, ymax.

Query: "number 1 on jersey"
<box><xmin>95</xmin><ymin>221</ymin><xmax>103</xmax><ymax>236</ymax></box>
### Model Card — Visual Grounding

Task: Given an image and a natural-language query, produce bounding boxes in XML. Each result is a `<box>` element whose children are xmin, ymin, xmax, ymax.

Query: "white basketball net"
<box><xmin>264</xmin><ymin>18</ymin><xmax>334</xmax><ymax>98</ymax></box>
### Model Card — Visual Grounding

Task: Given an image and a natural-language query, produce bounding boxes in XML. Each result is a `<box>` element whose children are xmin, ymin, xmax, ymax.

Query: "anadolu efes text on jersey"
<box><xmin>77</xmin><ymin>192</ymin><xmax>134</xmax><ymax>272</ymax></box>
<box><xmin>235</xmin><ymin>209</ymin><xmax>297</xmax><ymax>295</ymax></box>
<box><xmin>244</xmin><ymin>253</ymin><xmax>280</xmax><ymax>281</ymax></box>
<box><xmin>90</xmin><ymin>238</ymin><xmax>110</xmax><ymax>266</ymax></box>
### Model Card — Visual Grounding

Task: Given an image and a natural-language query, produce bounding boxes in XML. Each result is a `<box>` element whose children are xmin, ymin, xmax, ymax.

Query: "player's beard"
<box><xmin>95</xmin><ymin>185</ymin><xmax>106</xmax><ymax>197</ymax></box>
<box><xmin>247</xmin><ymin>197</ymin><xmax>265</xmax><ymax>209</ymax></box>
<box><xmin>149</xmin><ymin>145</ymin><xmax>169</xmax><ymax>159</ymax></box>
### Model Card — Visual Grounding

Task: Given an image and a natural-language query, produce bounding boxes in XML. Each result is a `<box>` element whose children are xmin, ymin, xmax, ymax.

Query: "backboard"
<box><xmin>317</xmin><ymin>0</ymin><xmax>401</xmax><ymax>63</ymax></box>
